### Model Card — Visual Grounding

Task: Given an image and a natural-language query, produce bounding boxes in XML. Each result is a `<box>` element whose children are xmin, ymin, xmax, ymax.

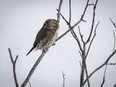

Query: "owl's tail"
<box><xmin>26</xmin><ymin>46</ymin><xmax>35</xmax><ymax>56</ymax></box>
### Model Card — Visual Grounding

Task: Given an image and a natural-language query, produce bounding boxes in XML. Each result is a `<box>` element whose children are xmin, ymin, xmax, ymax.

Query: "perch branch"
<box><xmin>21</xmin><ymin>51</ymin><xmax>46</xmax><ymax>87</ymax></box>
<box><xmin>21</xmin><ymin>0</ymin><xmax>64</xmax><ymax>86</ymax></box>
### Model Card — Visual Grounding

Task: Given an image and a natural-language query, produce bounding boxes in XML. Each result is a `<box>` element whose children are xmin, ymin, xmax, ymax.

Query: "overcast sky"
<box><xmin>0</xmin><ymin>0</ymin><xmax>116</xmax><ymax>87</ymax></box>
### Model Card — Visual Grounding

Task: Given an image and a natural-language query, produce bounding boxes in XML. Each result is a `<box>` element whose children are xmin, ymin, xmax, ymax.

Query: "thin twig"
<box><xmin>109</xmin><ymin>18</ymin><xmax>116</xmax><ymax>51</ymax></box>
<box><xmin>86</xmin><ymin>0</ymin><xmax>98</xmax><ymax>43</ymax></box>
<box><xmin>71</xmin><ymin>28</ymin><xmax>83</xmax><ymax>53</ymax></box>
<box><xmin>56</xmin><ymin>27</ymin><xmax>70</xmax><ymax>41</ymax></box>
<box><xmin>72</xmin><ymin>0</ymin><xmax>89</xmax><ymax>28</ymax></box>
<box><xmin>57</xmin><ymin>0</ymin><xmax>63</xmax><ymax>22</ymax></box>
<box><xmin>83</xmin><ymin>49</ymin><xmax>116</xmax><ymax>85</ymax></box>
<box><xmin>57</xmin><ymin>9</ymin><xmax>83</xmax><ymax>53</ymax></box>
<box><xmin>88</xmin><ymin>3</ymin><xmax>94</xmax><ymax>6</ymax></box>
<box><xmin>8</xmin><ymin>48</ymin><xmax>19</xmax><ymax>87</ymax></box>
<box><xmin>62</xmin><ymin>71</ymin><xmax>66</xmax><ymax>87</ymax></box>
<box><xmin>69</xmin><ymin>0</ymin><xmax>71</xmax><ymax>24</ymax></box>
<box><xmin>113</xmin><ymin>31</ymin><xmax>116</xmax><ymax>51</ymax></box>
<box><xmin>21</xmin><ymin>51</ymin><xmax>46</xmax><ymax>87</ymax></box>
<box><xmin>58</xmin><ymin>12</ymin><xmax>69</xmax><ymax>25</ymax></box>
<box><xmin>113</xmin><ymin>83</ymin><xmax>116</xmax><ymax>87</ymax></box>
<box><xmin>68</xmin><ymin>0</ymin><xmax>81</xmax><ymax>52</ymax></box>
<box><xmin>78</xmin><ymin>26</ymin><xmax>84</xmax><ymax>43</ymax></box>
<box><xmin>28</xmin><ymin>80</ymin><xmax>32</xmax><ymax>87</ymax></box>
<box><xmin>108</xmin><ymin>63</ymin><xmax>116</xmax><ymax>65</ymax></box>
<box><xmin>56</xmin><ymin>0</ymin><xmax>90</xmax><ymax>42</ymax></box>
<box><xmin>86</xmin><ymin>21</ymin><xmax>100</xmax><ymax>58</ymax></box>
<box><xmin>100</xmin><ymin>64</ymin><xmax>108</xmax><ymax>87</ymax></box>
<box><xmin>109</xmin><ymin>17</ymin><xmax>116</xmax><ymax>28</ymax></box>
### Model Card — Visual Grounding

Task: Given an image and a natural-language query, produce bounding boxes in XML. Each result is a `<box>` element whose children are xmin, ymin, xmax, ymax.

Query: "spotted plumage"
<box><xmin>26</xmin><ymin>19</ymin><xmax>59</xmax><ymax>56</ymax></box>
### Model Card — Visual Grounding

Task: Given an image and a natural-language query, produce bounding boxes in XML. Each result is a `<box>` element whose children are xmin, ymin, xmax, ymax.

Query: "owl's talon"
<box><xmin>43</xmin><ymin>48</ymin><xmax>48</xmax><ymax>53</ymax></box>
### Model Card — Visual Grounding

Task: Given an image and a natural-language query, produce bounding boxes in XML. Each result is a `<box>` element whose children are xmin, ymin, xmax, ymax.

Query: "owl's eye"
<box><xmin>43</xmin><ymin>23</ymin><xmax>48</xmax><ymax>27</ymax></box>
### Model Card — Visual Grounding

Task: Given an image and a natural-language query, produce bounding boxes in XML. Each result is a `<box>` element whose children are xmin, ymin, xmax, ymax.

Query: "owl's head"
<box><xmin>43</xmin><ymin>19</ymin><xmax>59</xmax><ymax>30</ymax></box>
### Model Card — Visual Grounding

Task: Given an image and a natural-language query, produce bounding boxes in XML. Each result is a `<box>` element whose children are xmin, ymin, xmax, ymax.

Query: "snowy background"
<box><xmin>0</xmin><ymin>0</ymin><xmax>116</xmax><ymax>87</ymax></box>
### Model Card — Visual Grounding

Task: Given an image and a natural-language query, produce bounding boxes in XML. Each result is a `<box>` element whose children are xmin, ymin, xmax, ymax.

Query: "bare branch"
<box><xmin>56</xmin><ymin>28</ymin><xmax>70</xmax><ymax>41</ymax></box>
<box><xmin>56</xmin><ymin>4</ymin><xmax>83</xmax><ymax>53</ymax></box>
<box><xmin>108</xmin><ymin>63</ymin><xmax>116</xmax><ymax>65</ymax></box>
<box><xmin>62</xmin><ymin>71</ymin><xmax>66</xmax><ymax>87</ymax></box>
<box><xmin>86</xmin><ymin>21</ymin><xmax>100</xmax><ymax>58</ymax></box>
<box><xmin>56</xmin><ymin>13</ymin><xmax>83</xmax><ymax>54</ymax></box>
<box><xmin>110</xmin><ymin>18</ymin><xmax>116</xmax><ymax>51</ymax></box>
<box><xmin>8</xmin><ymin>48</ymin><xmax>19</xmax><ymax>87</ymax></box>
<box><xmin>80</xmin><ymin>59</ymin><xmax>91</xmax><ymax>87</ymax></box>
<box><xmin>56</xmin><ymin>0</ymin><xmax>90</xmax><ymax>42</ymax></box>
<box><xmin>78</xmin><ymin>26</ymin><xmax>85</xmax><ymax>43</ymax></box>
<box><xmin>109</xmin><ymin>17</ymin><xmax>116</xmax><ymax>28</ymax></box>
<box><xmin>113</xmin><ymin>31</ymin><xmax>116</xmax><ymax>51</ymax></box>
<box><xmin>113</xmin><ymin>83</ymin><xmax>116</xmax><ymax>87</ymax></box>
<box><xmin>21</xmin><ymin>51</ymin><xmax>46</xmax><ymax>87</ymax></box>
<box><xmin>84</xmin><ymin>61</ymin><xmax>90</xmax><ymax>87</ymax></box>
<box><xmin>88</xmin><ymin>4</ymin><xmax>94</xmax><ymax>6</ymax></box>
<box><xmin>83</xmin><ymin>49</ymin><xmax>116</xmax><ymax>85</ymax></box>
<box><xmin>72</xmin><ymin>0</ymin><xmax>89</xmax><ymax>28</ymax></box>
<box><xmin>28</xmin><ymin>80</ymin><xmax>32</xmax><ymax>87</ymax></box>
<box><xmin>86</xmin><ymin>0</ymin><xmax>99</xmax><ymax>43</ymax></box>
<box><xmin>57</xmin><ymin>0</ymin><xmax>63</xmax><ymax>22</ymax></box>
<box><xmin>8</xmin><ymin>48</ymin><xmax>14</xmax><ymax>63</ymax></box>
<box><xmin>69</xmin><ymin>0</ymin><xmax>71</xmax><ymax>24</ymax></box>
<box><xmin>71</xmin><ymin>29</ymin><xmax>83</xmax><ymax>53</ymax></box>
<box><xmin>58</xmin><ymin>12</ymin><xmax>69</xmax><ymax>25</ymax></box>
<box><xmin>100</xmin><ymin>65</ymin><xmax>108</xmax><ymax>87</ymax></box>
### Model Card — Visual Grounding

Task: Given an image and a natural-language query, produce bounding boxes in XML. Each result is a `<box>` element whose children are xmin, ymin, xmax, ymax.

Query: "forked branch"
<box><xmin>83</xmin><ymin>49</ymin><xmax>116</xmax><ymax>85</ymax></box>
<box><xmin>8</xmin><ymin>48</ymin><xmax>19</xmax><ymax>87</ymax></box>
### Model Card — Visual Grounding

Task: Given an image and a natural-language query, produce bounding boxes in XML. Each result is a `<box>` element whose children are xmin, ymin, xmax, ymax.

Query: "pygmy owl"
<box><xmin>26</xmin><ymin>19</ymin><xmax>59</xmax><ymax>56</ymax></box>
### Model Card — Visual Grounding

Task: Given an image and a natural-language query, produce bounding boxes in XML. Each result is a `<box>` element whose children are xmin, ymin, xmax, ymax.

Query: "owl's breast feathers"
<box><xmin>34</xmin><ymin>28</ymin><xmax>57</xmax><ymax>46</ymax></box>
<box><xmin>26</xmin><ymin>28</ymin><xmax>57</xmax><ymax>56</ymax></box>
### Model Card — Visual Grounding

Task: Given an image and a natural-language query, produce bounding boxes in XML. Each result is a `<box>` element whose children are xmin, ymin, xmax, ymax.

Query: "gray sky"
<box><xmin>0</xmin><ymin>0</ymin><xmax>116</xmax><ymax>87</ymax></box>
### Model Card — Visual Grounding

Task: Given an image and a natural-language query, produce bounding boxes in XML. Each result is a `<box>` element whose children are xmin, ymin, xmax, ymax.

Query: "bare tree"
<box><xmin>8</xmin><ymin>0</ymin><xmax>116</xmax><ymax>87</ymax></box>
<box><xmin>57</xmin><ymin>0</ymin><xmax>116</xmax><ymax>87</ymax></box>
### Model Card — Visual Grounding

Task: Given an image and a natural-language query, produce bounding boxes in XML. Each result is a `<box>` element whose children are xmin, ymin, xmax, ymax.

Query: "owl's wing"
<box><xmin>33</xmin><ymin>28</ymin><xmax>49</xmax><ymax>46</ymax></box>
<box><xmin>26</xmin><ymin>28</ymin><xmax>48</xmax><ymax>56</ymax></box>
